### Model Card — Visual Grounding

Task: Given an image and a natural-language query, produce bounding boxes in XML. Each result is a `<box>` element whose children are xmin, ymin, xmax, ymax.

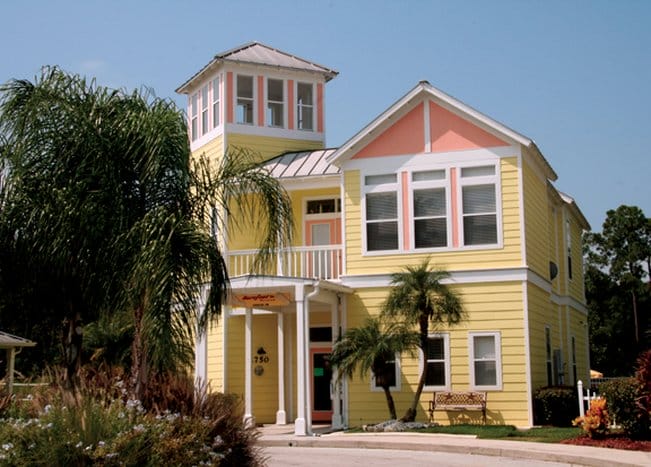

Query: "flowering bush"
<box><xmin>0</xmin><ymin>368</ymin><xmax>262</xmax><ymax>466</ymax></box>
<box><xmin>573</xmin><ymin>398</ymin><xmax>610</xmax><ymax>438</ymax></box>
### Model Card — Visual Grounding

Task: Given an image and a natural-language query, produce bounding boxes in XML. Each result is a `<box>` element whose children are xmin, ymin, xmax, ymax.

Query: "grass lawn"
<box><xmin>347</xmin><ymin>424</ymin><xmax>582</xmax><ymax>443</ymax></box>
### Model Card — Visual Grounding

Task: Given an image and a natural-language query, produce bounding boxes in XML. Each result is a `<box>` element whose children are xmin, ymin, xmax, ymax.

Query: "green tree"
<box><xmin>381</xmin><ymin>259</ymin><xmax>464</xmax><ymax>422</ymax></box>
<box><xmin>584</xmin><ymin>205</ymin><xmax>651</xmax><ymax>375</ymax></box>
<box><xmin>0</xmin><ymin>68</ymin><xmax>293</xmax><ymax>395</ymax></box>
<box><xmin>330</xmin><ymin>317</ymin><xmax>419</xmax><ymax>420</ymax></box>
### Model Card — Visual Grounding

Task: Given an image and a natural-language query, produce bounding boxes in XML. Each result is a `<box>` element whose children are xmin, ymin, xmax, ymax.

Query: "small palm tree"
<box><xmin>330</xmin><ymin>317</ymin><xmax>419</xmax><ymax>420</ymax></box>
<box><xmin>382</xmin><ymin>259</ymin><xmax>464</xmax><ymax>422</ymax></box>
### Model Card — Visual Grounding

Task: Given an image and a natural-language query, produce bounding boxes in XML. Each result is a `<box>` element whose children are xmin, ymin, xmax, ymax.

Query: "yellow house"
<box><xmin>176</xmin><ymin>42</ymin><xmax>590</xmax><ymax>435</ymax></box>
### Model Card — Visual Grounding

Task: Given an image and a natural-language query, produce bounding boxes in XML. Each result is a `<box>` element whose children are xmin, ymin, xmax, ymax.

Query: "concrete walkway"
<box><xmin>258</xmin><ymin>424</ymin><xmax>651</xmax><ymax>467</ymax></box>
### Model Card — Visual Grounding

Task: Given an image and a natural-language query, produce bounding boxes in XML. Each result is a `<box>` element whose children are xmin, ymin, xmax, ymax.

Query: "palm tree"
<box><xmin>0</xmin><ymin>67</ymin><xmax>293</xmax><ymax>395</ymax></box>
<box><xmin>330</xmin><ymin>317</ymin><xmax>419</xmax><ymax>420</ymax></box>
<box><xmin>382</xmin><ymin>259</ymin><xmax>464</xmax><ymax>422</ymax></box>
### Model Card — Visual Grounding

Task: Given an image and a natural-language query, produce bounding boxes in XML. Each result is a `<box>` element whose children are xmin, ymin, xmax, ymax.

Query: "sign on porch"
<box><xmin>234</xmin><ymin>293</ymin><xmax>290</xmax><ymax>307</ymax></box>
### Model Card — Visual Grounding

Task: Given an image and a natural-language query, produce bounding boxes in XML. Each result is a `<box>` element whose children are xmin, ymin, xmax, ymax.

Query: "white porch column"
<box><xmin>276</xmin><ymin>311</ymin><xmax>287</xmax><ymax>424</ymax></box>
<box><xmin>294</xmin><ymin>285</ymin><xmax>307</xmax><ymax>435</ymax></box>
<box><xmin>243</xmin><ymin>307</ymin><xmax>255</xmax><ymax>427</ymax></box>
<box><xmin>331</xmin><ymin>296</ymin><xmax>342</xmax><ymax>428</ymax></box>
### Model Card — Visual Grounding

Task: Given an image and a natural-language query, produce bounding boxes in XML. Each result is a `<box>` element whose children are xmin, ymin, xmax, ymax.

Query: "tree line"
<box><xmin>584</xmin><ymin>205</ymin><xmax>651</xmax><ymax>376</ymax></box>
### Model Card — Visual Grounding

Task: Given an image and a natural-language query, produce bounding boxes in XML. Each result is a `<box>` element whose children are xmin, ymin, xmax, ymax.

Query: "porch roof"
<box><xmin>0</xmin><ymin>331</ymin><xmax>36</xmax><ymax>349</ymax></box>
<box><xmin>227</xmin><ymin>275</ymin><xmax>352</xmax><ymax>311</ymax></box>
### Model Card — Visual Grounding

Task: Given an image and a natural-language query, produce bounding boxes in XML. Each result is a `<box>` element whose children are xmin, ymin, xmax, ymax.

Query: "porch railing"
<box><xmin>226</xmin><ymin>245</ymin><xmax>343</xmax><ymax>280</ymax></box>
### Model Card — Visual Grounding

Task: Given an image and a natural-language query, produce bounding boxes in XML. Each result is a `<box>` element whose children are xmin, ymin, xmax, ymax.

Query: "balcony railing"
<box><xmin>226</xmin><ymin>245</ymin><xmax>343</xmax><ymax>280</ymax></box>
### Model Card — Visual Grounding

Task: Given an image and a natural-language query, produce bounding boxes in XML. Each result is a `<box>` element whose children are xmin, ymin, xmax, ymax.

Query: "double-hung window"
<box><xmin>460</xmin><ymin>165</ymin><xmax>498</xmax><ymax>246</ymax></box>
<box><xmin>212</xmin><ymin>77</ymin><xmax>220</xmax><ymax>128</ymax></box>
<box><xmin>190</xmin><ymin>93</ymin><xmax>198</xmax><ymax>141</ymax></box>
<box><xmin>412</xmin><ymin>169</ymin><xmax>448</xmax><ymax>248</ymax></box>
<box><xmin>236</xmin><ymin>75</ymin><xmax>254</xmax><ymax>124</ymax></box>
<box><xmin>371</xmin><ymin>353</ymin><xmax>400</xmax><ymax>391</ymax></box>
<box><xmin>364</xmin><ymin>174</ymin><xmax>398</xmax><ymax>252</ymax></box>
<box><xmin>423</xmin><ymin>334</ymin><xmax>450</xmax><ymax>390</ymax></box>
<box><xmin>267</xmin><ymin>78</ymin><xmax>284</xmax><ymax>127</ymax></box>
<box><xmin>297</xmin><ymin>82</ymin><xmax>313</xmax><ymax>130</ymax></box>
<box><xmin>469</xmin><ymin>332</ymin><xmax>502</xmax><ymax>390</ymax></box>
<box><xmin>545</xmin><ymin>326</ymin><xmax>553</xmax><ymax>385</ymax></box>
<box><xmin>201</xmin><ymin>85</ymin><xmax>209</xmax><ymax>136</ymax></box>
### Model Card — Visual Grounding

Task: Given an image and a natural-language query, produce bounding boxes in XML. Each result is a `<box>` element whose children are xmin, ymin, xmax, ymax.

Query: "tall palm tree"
<box><xmin>330</xmin><ymin>317</ymin><xmax>419</xmax><ymax>420</ymax></box>
<box><xmin>382</xmin><ymin>259</ymin><xmax>464</xmax><ymax>422</ymax></box>
<box><xmin>0</xmin><ymin>67</ymin><xmax>293</xmax><ymax>394</ymax></box>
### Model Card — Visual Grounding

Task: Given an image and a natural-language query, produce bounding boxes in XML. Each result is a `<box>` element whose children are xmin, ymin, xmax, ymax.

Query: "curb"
<box><xmin>258</xmin><ymin>435</ymin><xmax>650</xmax><ymax>467</ymax></box>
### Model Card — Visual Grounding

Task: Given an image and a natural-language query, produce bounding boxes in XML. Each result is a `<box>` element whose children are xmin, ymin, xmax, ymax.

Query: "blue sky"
<box><xmin>2</xmin><ymin>0</ymin><xmax>649</xmax><ymax>230</ymax></box>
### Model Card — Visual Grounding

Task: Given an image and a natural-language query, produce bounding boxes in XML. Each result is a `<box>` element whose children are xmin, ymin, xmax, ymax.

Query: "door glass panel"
<box><xmin>313</xmin><ymin>353</ymin><xmax>332</xmax><ymax>412</ymax></box>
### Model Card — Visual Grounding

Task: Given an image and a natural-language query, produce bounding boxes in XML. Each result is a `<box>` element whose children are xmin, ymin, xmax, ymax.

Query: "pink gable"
<box><xmin>353</xmin><ymin>103</ymin><xmax>424</xmax><ymax>159</ymax></box>
<box><xmin>429</xmin><ymin>101</ymin><xmax>509</xmax><ymax>151</ymax></box>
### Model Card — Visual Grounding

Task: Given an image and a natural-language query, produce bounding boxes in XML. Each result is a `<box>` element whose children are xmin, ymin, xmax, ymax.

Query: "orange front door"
<box><xmin>310</xmin><ymin>347</ymin><xmax>333</xmax><ymax>422</ymax></box>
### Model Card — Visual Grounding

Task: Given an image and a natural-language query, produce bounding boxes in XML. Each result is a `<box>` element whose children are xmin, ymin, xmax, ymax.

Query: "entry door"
<box><xmin>310</xmin><ymin>348</ymin><xmax>333</xmax><ymax>422</ymax></box>
<box><xmin>305</xmin><ymin>219</ymin><xmax>341</xmax><ymax>279</ymax></box>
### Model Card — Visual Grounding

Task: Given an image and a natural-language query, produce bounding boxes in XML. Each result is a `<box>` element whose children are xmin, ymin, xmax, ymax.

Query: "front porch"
<box><xmin>196</xmin><ymin>274</ymin><xmax>351</xmax><ymax>436</ymax></box>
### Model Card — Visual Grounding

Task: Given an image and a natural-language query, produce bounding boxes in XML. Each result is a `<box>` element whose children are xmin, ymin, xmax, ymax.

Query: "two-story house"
<box><xmin>176</xmin><ymin>42</ymin><xmax>590</xmax><ymax>435</ymax></box>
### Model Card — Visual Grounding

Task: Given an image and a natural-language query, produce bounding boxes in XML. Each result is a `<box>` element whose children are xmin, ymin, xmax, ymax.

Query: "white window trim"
<box><xmin>409</xmin><ymin>169</ymin><xmax>451</xmax><ymax>251</ymax></box>
<box><xmin>370</xmin><ymin>352</ymin><xmax>401</xmax><ymax>392</ymax></box>
<box><xmin>469</xmin><ymin>331</ymin><xmax>502</xmax><ymax>391</ymax></box>
<box><xmin>419</xmin><ymin>333</ymin><xmax>451</xmax><ymax>392</ymax></box>
<box><xmin>361</xmin><ymin>172</ymin><xmax>401</xmax><ymax>254</ymax></box>
<box><xmin>201</xmin><ymin>84</ymin><xmax>209</xmax><ymax>136</ymax></box>
<box><xmin>296</xmin><ymin>81</ymin><xmax>315</xmax><ymax>131</ymax></box>
<box><xmin>235</xmin><ymin>74</ymin><xmax>255</xmax><ymax>125</ymax></box>
<box><xmin>212</xmin><ymin>76</ymin><xmax>220</xmax><ymax>129</ymax></box>
<box><xmin>190</xmin><ymin>92</ymin><xmax>198</xmax><ymax>141</ymax></box>
<box><xmin>457</xmin><ymin>163</ymin><xmax>503</xmax><ymax>249</ymax></box>
<box><xmin>266</xmin><ymin>78</ymin><xmax>285</xmax><ymax>128</ymax></box>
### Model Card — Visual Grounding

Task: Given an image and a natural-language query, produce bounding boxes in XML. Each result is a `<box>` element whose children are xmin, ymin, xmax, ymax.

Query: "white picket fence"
<box><xmin>577</xmin><ymin>379</ymin><xmax>602</xmax><ymax>417</ymax></box>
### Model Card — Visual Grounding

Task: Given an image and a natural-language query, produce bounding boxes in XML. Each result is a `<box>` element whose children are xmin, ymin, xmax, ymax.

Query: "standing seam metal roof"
<box><xmin>176</xmin><ymin>41</ymin><xmax>338</xmax><ymax>93</ymax></box>
<box><xmin>0</xmin><ymin>331</ymin><xmax>36</xmax><ymax>348</ymax></box>
<box><xmin>262</xmin><ymin>149</ymin><xmax>340</xmax><ymax>179</ymax></box>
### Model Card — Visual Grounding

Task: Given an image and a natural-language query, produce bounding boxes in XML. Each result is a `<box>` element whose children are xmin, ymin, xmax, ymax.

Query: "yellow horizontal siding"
<box><xmin>346</xmin><ymin>282</ymin><xmax>529</xmax><ymax>426</ymax></box>
<box><xmin>227</xmin><ymin>133</ymin><xmax>323</xmax><ymax>162</ymax></box>
<box><xmin>344</xmin><ymin>158</ymin><xmax>523</xmax><ymax>275</ymax></box>
<box><xmin>191</xmin><ymin>134</ymin><xmax>224</xmax><ymax>165</ymax></box>
<box><xmin>568</xmin><ymin>219</ymin><xmax>584</xmax><ymax>301</ymax></box>
<box><xmin>206</xmin><ymin>319</ymin><xmax>224</xmax><ymax>392</ymax></box>
<box><xmin>226</xmin><ymin>314</ymin><xmax>280</xmax><ymax>424</ymax></box>
<box><xmin>522</xmin><ymin>159</ymin><xmax>549</xmax><ymax>278</ymax></box>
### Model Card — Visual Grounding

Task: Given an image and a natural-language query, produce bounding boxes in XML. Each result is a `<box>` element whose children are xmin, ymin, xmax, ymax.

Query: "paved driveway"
<box><xmin>263</xmin><ymin>446</ymin><xmax>571</xmax><ymax>467</ymax></box>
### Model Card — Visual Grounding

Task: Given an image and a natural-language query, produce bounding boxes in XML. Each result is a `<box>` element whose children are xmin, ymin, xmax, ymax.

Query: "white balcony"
<box><xmin>226</xmin><ymin>245</ymin><xmax>343</xmax><ymax>281</ymax></box>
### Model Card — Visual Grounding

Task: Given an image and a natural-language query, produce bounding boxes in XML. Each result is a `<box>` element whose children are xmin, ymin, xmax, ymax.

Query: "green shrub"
<box><xmin>599</xmin><ymin>377</ymin><xmax>647</xmax><ymax>438</ymax></box>
<box><xmin>0</xmin><ymin>367</ymin><xmax>262</xmax><ymax>466</ymax></box>
<box><xmin>533</xmin><ymin>386</ymin><xmax>579</xmax><ymax>427</ymax></box>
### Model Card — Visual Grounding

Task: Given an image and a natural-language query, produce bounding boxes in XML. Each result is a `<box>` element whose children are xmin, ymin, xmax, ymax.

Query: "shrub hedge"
<box><xmin>533</xmin><ymin>386</ymin><xmax>579</xmax><ymax>427</ymax></box>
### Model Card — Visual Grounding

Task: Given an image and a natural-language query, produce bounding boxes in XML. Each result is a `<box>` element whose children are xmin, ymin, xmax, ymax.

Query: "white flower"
<box><xmin>98</xmin><ymin>441</ymin><xmax>105</xmax><ymax>447</ymax></box>
<box><xmin>75</xmin><ymin>441</ymin><xmax>83</xmax><ymax>448</ymax></box>
<box><xmin>43</xmin><ymin>404</ymin><xmax>52</xmax><ymax>414</ymax></box>
<box><xmin>2</xmin><ymin>443</ymin><xmax>14</xmax><ymax>451</ymax></box>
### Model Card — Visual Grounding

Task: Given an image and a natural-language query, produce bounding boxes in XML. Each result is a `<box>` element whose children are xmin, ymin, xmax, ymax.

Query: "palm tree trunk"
<box><xmin>62</xmin><ymin>307</ymin><xmax>83</xmax><ymax>390</ymax></box>
<box><xmin>382</xmin><ymin>385</ymin><xmax>397</xmax><ymax>420</ymax></box>
<box><xmin>632</xmin><ymin>289</ymin><xmax>640</xmax><ymax>344</ymax></box>
<box><xmin>130</xmin><ymin>304</ymin><xmax>147</xmax><ymax>400</ymax></box>
<box><xmin>402</xmin><ymin>316</ymin><xmax>430</xmax><ymax>422</ymax></box>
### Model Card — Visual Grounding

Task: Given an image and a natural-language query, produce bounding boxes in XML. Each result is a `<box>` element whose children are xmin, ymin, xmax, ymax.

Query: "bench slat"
<box><xmin>428</xmin><ymin>391</ymin><xmax>487</xmax><ymax>424</ymax></box>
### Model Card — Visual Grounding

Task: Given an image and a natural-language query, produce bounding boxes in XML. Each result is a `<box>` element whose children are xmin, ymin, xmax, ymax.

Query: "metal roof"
<box><xmin>176</xmin><ymin>41</ymin><xmax>338</xmax><ymax>93</ymax></box>
<box><xmin>0</xmin><ymin>331</ymin><xmax>36</xmax><ymax>349</ymax></box>
<box><xmin>262</xmin><ymin>149</ymin><xmax>340</xmax><ymax>179</ymax></box>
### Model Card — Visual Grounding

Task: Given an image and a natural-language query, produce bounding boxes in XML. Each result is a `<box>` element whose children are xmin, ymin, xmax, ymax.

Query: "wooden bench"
<box><xmin>428</xmin><ymin>391</ymin><xmax>487</xmax><ymax>424</ymax></box>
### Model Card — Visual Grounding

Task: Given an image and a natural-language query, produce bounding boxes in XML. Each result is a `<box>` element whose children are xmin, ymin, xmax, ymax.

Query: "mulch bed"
<box><xmin>561</xmin><ymin>434</ymin><xmax>651</xmax><ymax>452</ymax></box>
